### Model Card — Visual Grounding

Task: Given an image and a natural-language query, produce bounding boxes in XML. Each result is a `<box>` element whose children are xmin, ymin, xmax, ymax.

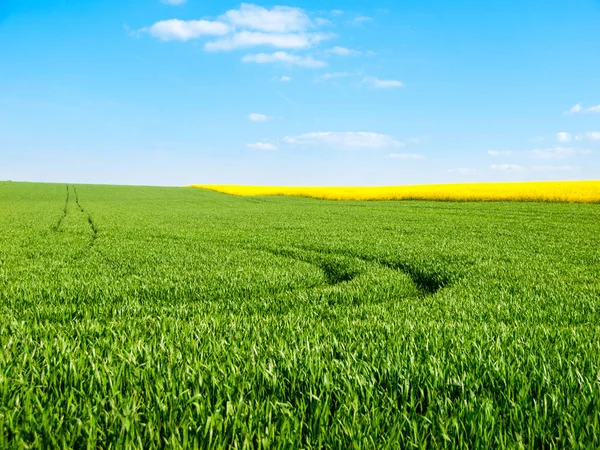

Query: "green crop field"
<box><xmin>1</xmin><ymin>181</ymin><xmax>600</xmax><ymax>448</ymax></box>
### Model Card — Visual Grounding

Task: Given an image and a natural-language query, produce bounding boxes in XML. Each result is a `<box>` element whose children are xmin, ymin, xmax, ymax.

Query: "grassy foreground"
<box><xmin>1</xmin><ymin>181</ymin><xmax>600</xmax><ymax>448</ymax></box>
<box><xmin>192</xmin><ymin>180</ymin><xmax>600</xmax><ymax>202</ymax></box>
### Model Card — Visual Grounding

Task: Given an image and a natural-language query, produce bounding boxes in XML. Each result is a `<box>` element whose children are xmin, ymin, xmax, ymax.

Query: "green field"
<box><xmin>1</xmin><ymin>181</ymin><xmax>600</xmax><ymax>448</ymax></box>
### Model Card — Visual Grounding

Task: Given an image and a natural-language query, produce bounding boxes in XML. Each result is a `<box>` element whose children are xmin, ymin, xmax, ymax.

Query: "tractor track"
<box><xmin>53</xmin><ymin>185</ymin><xmax>70</xmax><ymax>231</ymax></box>
<box><xmin>72</xmin><ymin>186</ymin><xmax>98</xmax><ymax>240</ymax></box>
<box><xmin>257</xmin><ymin>245</ymin><xmax>453</xmax><ymax>298</ymax></box>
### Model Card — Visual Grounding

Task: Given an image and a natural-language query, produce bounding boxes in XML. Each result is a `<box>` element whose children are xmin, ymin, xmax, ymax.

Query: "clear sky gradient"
<box><xmin>1</xmin><ymin>0</ymin><xmax>599</xmax><ymax>186</ymax></box>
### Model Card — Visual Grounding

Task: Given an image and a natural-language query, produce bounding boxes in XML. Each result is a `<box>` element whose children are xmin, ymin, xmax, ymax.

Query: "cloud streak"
<box><xmin>564</xmin><ymin>103</ymin><xmax>600</xmax><ymax>115</ymax></box>
<box><xmin>389</xmin><ymin>153</ymin><xmax>425</xmax><ymax>160</ymax></box>
<box><xmin>144</xmin><ymin>19</ymin><xmax>229</xmax><ymax>41</ymax></box>
<box><xmin>223</xmin><ymin>4</ymin><xmax>311</xmax><ymax>33</ymax></box>
<box><xmin>363</xmin><ymin>76</ymin><xmax>404</xmax><ymax>88</ymax></box>
<box><xmin>204</xmin><ymin>31</ymin><xmax>332</xmax><ymax>52</ymax></box>
<box><xmin>283</xmin><ymin>132</ymin><xmax>401</xmax><ymax>149</ymax></box>
<box><xmin>242</xmin><ymin>51</ymin><xmax>326</xmax><ymax>68</ymax></box>
<box><xmin>488</xmin><ymin>150</ymin><xmax>516</xmax><ymax>156</ymax></box>
<box><xmin>247</xmin><ymin>142</ymin><xmax>278</xmax><ymax>150</ymax></box>
<box><xmin>449</xmin><ymin>168</ymin><xmax>476</xmax><ymax>174</ymax></box>
<box><xmin>325</xmin><ymin>46</ymin><xmax>360</xmax><ymax>56</ymax></box>
<box><xmin>248</xmin><ymin>113</ymin><xmax>274</xmax><ymax>122</ymax></box>
<box><xmin>491</xmin><ymin>164</ymin><xmax>524</xmax><ymax>171</ymax></box>
<box><xmin>533</xmin><ymin>165</ymin><xmax>578</xmax><ymax>172</ymax></box>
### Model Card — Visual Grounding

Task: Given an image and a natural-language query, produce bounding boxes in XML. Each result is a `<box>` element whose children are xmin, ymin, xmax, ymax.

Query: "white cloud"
<box><xmin>564</xmin><ymin>104</ymin><xmax>583</xmax><ymax>115</ymax></box>
<box><xmin>223</xmin><ymin>4</ymin><xmax>311</xmax><ymax>33</ymax></box>
<box><xmin>389</xmin><ymin>153</ymin><xmax>425</xmax><ymax>160</ymax></box>
<box><xmin>362</xmin><ymin>76</ymin><xmax>404</xmax><ymax>88</ymax></box>
<box><xmin>273</xmin><ymin>75</ymin><xmax>292</xmax><ymax>82</ymax></box>
<box><xmin>204</xmin><ymin>31</ymin><xmax>332</xmax><ymax>51</ymax></box>
<box><xmin>488</xmin><ymin>150</ymin><xmax>515</xmax><ymax>156</ymax></box>
<box><xmin>283</xmin><ymin>132</ymin><xmax>401</xmax><ymax>149</ymax></box>
<box><xmin>529</xmin><ymin>147</ymin><xmax>577</xmax><ymax>159</ymax></box>
<box><xmin>318</xmin><ymin>72</ymin><xmax>354</xmax><ymax>81</ymax></box>
<box><xmin>352</xmin><ymin>15</ymin><xmax>373</xmax><ymax>25</ymax></box>
<box><xmin>533</xmin><ymin>165</ymin><xmax>578</xmax><ymax>172</ymax></box>
<box><xmin>242</xmin><ymin>51</ymin><xmax>326</xmax><ymax>68</ymax></box>
<box><xmin>564</xmin><ymin>103</ymin><xmax>600</xmax><ymax>115</ymax></box>
<box><xmin>315</xmin><ymin>18</ymin><xmax>332</xmax><ymax>26</ymax></box>
<box><xmin>405</xmin><ymin>136</ymin><xmax>426</xmax><ymax>145</ymax></box>
<box><xmin>247</xmin><ymin>142</ymin><xmax>278</xmax><ymax>150</ymax></box>
<box><xmin>162</xmin><ymin>0</ymin><xmax>186</xmax><ymax>4</ymax></box>
<box><xmin>489</xmin><ymin>147</ymin><xmax>592</xmax><ymax>159</ymax></box>
<box><xmin>248</xmin><ymin>113</ymin><xmax>273</xmax><ymax>122</ymax></box>
<box><xmin>491</xmin><ymin>164</ymin><xmax>524</xmax><ymax>171</ymax></box>
<box><xmin>331</xmin><ymin>10</ymin><xmax>344</xmax><ymax>16</ymax></box>
<box><xmin>145</xmin><ymin>19</ymin><xmax>229</xmax><ymax>41</ymax></box>
<box><xmin>556</xmin><ymin>132</ymin><xmax>572</xmax><ymax>143</ymax></box>
<box><xmin>325</xmin><ymin>46</ymin><xmax>359</xmax><ymax>56</ymax></box>
<box><xmin>449</xmin><ymin>168</ymin><xmax>476</xmax><ymax>174</ymax></box>
<box><xmin>575</xmin><ymin>132</ymin><xmax>600</xmax><ymax>141</ymax></box>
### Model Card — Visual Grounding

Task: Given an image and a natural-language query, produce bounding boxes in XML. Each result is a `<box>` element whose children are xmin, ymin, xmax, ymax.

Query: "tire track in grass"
<box><xmin>259</xmin><ymin>245</ymin><xmax>449</xmax><ymax>298</ymax></box>
<box><xmin>262</xmin><ymin>247</ymin><xmax>360</xmax><ymax>287</ymax></box>
<box><xmin>72</xmin><ymin>186</ymin><xmax>98</xmax><ymax>240</ymax></box>
<box><xmin>300</xmin><ymin>244</ymin><xmax>456</xmax><ymax>296</ymax></box>
<box><xmin>52</xmin><ymin>185</ymin><xmax>70</xmax><ymax>231</ymax></box>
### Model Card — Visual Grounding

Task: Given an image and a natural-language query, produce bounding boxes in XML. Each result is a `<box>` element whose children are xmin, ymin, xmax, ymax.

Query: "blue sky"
<box><xmin>1</xmin><ymin>0</ymin><xmax>599</xmax><ymax>186</ymax></box>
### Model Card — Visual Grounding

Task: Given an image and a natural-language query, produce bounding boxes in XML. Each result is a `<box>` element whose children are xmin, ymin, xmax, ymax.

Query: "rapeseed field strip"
<box><xmin>1</xmin><ymin>181</ymin><xmax>600</xmax><ymax>448</ymax></box>
<box><xmin>192</xmin><ymin>180</ymin><xmax>600</xmax><ymax>202</ymax></box>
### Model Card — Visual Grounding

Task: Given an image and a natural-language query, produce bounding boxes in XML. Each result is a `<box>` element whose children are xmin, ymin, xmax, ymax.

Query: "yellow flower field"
<box><xmin>191</xmin><ymin>181</ymin><xmax>600</xmax><ymax>203</ymax></box>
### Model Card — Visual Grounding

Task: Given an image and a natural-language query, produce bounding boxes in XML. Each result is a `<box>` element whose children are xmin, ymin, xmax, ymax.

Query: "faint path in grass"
<box><xmin>50</xmin><ymin>186</ymin><xmax>99</xmax><ymax>261</ymax></box>
<box><xmin>52</xmin><ymin>184</ymin><xmax>70</xmax><ymax>231</ymax></box>
<box><xmin>72</xmin><ymin>186</ymin><xmax>98</xmax><ymax>240</ymax></box>
<box><xmin>258</xmin><ymin>245</ymin><xmax>451</xmax><ymax>298</ymax></box>
<box><xmin>262</xmin><ymin>248</ymin><xmax>361</xmax><ymax>287</ymax></box>
<box><xmin>300</xmin><ymin>245</ymin><xmax>453</xmax><ymax>295</ymax></box>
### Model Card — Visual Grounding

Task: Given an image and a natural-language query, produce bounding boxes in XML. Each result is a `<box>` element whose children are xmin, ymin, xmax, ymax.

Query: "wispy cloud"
<box><xmin>247</xmin><ymin>142</ymin><xmax>278</xmax><ymax>150</ymax></box>
<box><xmin>272</xmin><ymin>75</ymin><xmax>292</xmax><ymax>82</ymax></box>
<box><xmin>316</xmin><ymin>72</ymin><xmax>354</xmax><ymax>82</ymax></box>
<box><xmin>162</xmin><ymin>0</ymin><xmax>187</xmax><ymax>4</ymax></box>
<box><xmin>389</xmin><ymin>153</ymin><xmax>425</xmax><ymax>160</ymax></box>
<box><xmin>530</xmin><ymin>147</ymin><xmax>578</xmax><ymax>159</ymax></box>
<box><xmin>223</xmin><ymin>4</ymin><xmax>311</xmax><ymax>33</ymax></box>
<box><xmin>558</xmin><ymin>131</ymin><xmax>600</xmax><ymax>142</ymax></box>
<box><xmin>575</xmin><ymin>132</ymin><xmax>600</xmax><ymax>141</ymax></box>
<box><xmin>248</xmin><ymin>113</ymin><xmax>273</xmax><ymax>122</ymax></box>
<box><xmin>564</xmin><ymin>103</ymin><xmax>600</xmax><ymax>115</ymax></box>
<box><xmin>283</xmin><ymin>132</ymin><xmax>401</xmax><ymax>149</ymax></box>
<box><xmin>144</xmin><ymin>19</ymin><xmax>229</xmax><ymax>41</ymax></box>
<box><xmin>449</xmin><ymin>168</ymin><xmax>476</xmax><ymax>174</ymax></box>
<box><xmin>488</xmin><ymin>150</ymin><xmax>516</xmax><ymax>156</ymax></box>
<box><xmin>352</xmin><ymin>15</ymin><xmax>373</xmax><ymax>26</ymax></box>
<box><xmin>491</xmin><ymin>164</ymin><xmax>524</xmax><ymax>171</ymax></box>
<box><xmin>533</xmin><ymin>165</ymin><xmax>578</xmax><ymax>172</ymax></box>
<box><xmin>362</xmin><ymin>76</ymin><xmax>404</xmax><ymax>89</ymax></box>
<box><xmin>325</xmin><ymin>46</ymin><xmax>360</xmax><ymax>56</ymax></box>
<box><xmin>204</xmin><ymin>31</ymin><xmax>332</xmax><ymax>52</ymax></box>
<box><xmin>490</xmin><ymin>146</ymin><xmax>591</xmax><ymax>159</ymax></box>
<box><xmin>557</xmin><ymin>132</ymin><xmax>572</xmax><ymax>143</ymax></box>
<box><xmin>242</xmin><ymin>51</ymin><xmax>326</xmax><ymax>68</ymax></box>
<box><xmin>315</xmin><ymin>18</ymin><xmax>332</xmax><ymax>26</ymax></box>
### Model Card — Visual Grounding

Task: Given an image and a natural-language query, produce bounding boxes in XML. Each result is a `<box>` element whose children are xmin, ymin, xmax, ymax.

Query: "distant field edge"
<box><xmin>189</xmin><ymin>180</ymin><xmax>600</xmax><ymax>203</ymax></box>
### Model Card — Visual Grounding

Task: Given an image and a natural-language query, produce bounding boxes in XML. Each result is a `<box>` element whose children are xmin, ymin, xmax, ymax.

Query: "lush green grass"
<box><xmin>1</xmin><ymin>181</ymin><xmax>600</xmax><ymax>448</ymax></box>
